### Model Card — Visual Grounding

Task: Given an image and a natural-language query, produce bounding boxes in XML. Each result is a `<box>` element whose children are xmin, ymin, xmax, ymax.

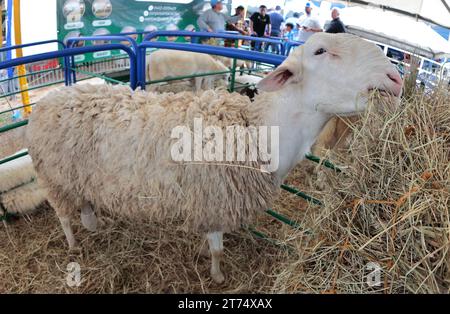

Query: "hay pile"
<box><xmin>274</xmin><ymin>87</ymin><xmax>450</xmax><ymax>293</ymax></box>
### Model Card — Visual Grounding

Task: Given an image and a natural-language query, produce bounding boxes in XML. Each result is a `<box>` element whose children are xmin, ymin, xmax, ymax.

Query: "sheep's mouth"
<box><xmin>367</xmin><ymin>87</ymin><xmax>396</xmax><ymax>97</ymax></box>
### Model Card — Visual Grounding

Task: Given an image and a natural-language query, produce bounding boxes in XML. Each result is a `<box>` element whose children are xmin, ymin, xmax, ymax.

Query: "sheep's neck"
<box><xmin>260</xmin><ymin>91</ymin><xmax>330</xmax><ymax>182</ymax></box>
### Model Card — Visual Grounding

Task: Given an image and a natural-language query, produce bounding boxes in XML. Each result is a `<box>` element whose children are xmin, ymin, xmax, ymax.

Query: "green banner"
<box><xmin>57</xmin><ymin>0</ymin><xmax>232</xmax><ymax>63</ymax></box>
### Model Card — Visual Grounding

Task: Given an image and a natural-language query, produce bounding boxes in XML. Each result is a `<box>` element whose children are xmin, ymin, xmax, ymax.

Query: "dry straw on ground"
<box><xmin>0</xmin><ymin>84</ymin><xmax>448</xmax><ymax>293</ymax></box>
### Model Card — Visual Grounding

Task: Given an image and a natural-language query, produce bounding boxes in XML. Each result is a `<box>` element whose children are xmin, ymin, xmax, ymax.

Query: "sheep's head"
<box><xmin>257</xmin><ymin>33</ymin><xmax>403</xmax><ymax>116</ymax></box>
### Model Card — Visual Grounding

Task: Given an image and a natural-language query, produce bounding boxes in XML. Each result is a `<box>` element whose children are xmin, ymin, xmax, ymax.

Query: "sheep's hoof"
<box><xmin>81</xmin><ymin>212</ymin><xmax>98</xmax><ymax>232</ymax></box>
<box><xmin>211</xmin><ymin>272</ymin><xmax>225</xmax><ymax>284</ymax></box>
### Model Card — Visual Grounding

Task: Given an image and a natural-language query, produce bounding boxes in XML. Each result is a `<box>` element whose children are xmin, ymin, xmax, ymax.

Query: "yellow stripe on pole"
<box><xmin>13</xmin><ymin>0</ymin><xmax>31</xmax><ymax>116</ymax></box>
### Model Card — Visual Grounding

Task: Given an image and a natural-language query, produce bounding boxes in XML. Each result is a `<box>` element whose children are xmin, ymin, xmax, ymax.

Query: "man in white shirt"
<box><xmin>297</xmin><ymin>2</ymin><xmax>322</xmax><ymax>43</ymax></box>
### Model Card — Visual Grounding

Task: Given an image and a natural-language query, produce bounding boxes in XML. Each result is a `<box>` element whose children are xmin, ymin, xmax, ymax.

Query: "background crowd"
<box><xmin>197</xmin><ymin>0</ymin><xmax>347</xmax><ymax>53</ymax></box>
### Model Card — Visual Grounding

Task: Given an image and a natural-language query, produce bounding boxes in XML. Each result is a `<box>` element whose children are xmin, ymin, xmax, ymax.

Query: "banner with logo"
<box><xmin>57</xmin><ymin>0</ymin><xmax>232</xmax><ymax>63</ymax></box>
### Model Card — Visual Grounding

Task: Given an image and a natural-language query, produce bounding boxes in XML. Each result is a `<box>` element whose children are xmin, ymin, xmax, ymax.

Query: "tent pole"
<box><xmin>13</xmin><ymin>0</ymin><xmax>31</xmax><ymax>117</ymax></box>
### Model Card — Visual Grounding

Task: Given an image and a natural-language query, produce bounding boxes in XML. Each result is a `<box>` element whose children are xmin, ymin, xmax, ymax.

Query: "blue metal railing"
<box><xmin>0</xmin><ymin>39</ymin><xmax>66</xmax><ymax>53</ymax></box>
<box><xmin>138</xmin><ymin>41</ymin><xmax>286</xmax><ymax>90</ymax></box>
<box><xmin>0</xmin><ymin>31</ymin><xmax>300</xmax><ymax>96</ymax></box>
<box><xmin>66</xmin><ymin>35</ymin><xmax>139</xmax><ymax>85</ymax></box>
<box><xmin>0</xmin><ymin>39</ymin><xmax>69</xmax><ymax>85</ymax></box>
<box><xmin>65</xmin><ymin>31</ymin><xmax>201</xmax><ymax>85</ymax></box>
<box><xmin>0</xmin><ymin>43</ymin><xmax>137</xmax><ymax>90</ymax></box>
<box><xmin>138</xmin><ymin>31</ymin><xmax>292</xmax><ymax>90</ymax></box>
<box><xmin>144</xmin><ymin>30</ymin><xmax>283</xmax><ymax>44</ymax></box>
<box><xmin>143</xmin><ymin>30</ymin><xmax>303</xmax><ymax>56</ymax></box>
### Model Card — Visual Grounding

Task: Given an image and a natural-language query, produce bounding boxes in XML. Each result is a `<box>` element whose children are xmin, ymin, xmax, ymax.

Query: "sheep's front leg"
<box><xmin>205</xmin><ymin>77</ymin><xmax>213</xmax><ymax>90</ymax></box>
<box><xmin>80</xmin><ymin>202</ymin><xmax>97</xmax><ymax>232</ymax></box>
<box><xmin>207</xmin><ymin>231</ymin><xmax>224</xmax><ymax>283</ymax></box>
<box><xmin>194</xmin><ymin>77</ymin><xmax>203</xmax><ymax>93</ymax></box>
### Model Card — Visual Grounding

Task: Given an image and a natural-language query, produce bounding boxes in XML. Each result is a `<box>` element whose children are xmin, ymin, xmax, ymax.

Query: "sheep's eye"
<box><xmin>314</xmin><ymin>48</ymin><xmax>326</xmax><ymax>55</ymax></box>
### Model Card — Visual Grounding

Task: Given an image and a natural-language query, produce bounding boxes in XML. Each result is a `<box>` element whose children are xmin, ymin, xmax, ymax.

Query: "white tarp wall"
<box><xmin>7</xmin><ymin>0</ymin><xmax>58</xmax><ymax>57</ymax></box>
<box><xmin>340</xmin><ymin>6</ymin><xmax>450</xmax><ymax>59</ymax></box>
<box><xmin>339</xmin><ymin>0</ymin><xmax>450</xmax><ymax>28</ymax></box>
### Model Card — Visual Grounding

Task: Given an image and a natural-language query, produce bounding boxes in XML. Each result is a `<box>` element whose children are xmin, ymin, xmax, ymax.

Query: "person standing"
<box><xmin>282</xmin><ymin>23</ymin><xmax>295</xmax><ymax>41</ymax></box>
<box><xmin>325</xmin><ymin>8</ymin><xmax>346</xmax><ymax>33</ymax></box>
<box><xmin>297</xmin><ymin>2</ymin><xmax>322</xmax><ymax>43</ymax></box>
<box><xmin>265</xmin><ymin>5</ymin><xmax>284</xmax><ymax>54</ymax></box>
<box><xmin>249</xmin><ymin>5</ymin><xmax>271</xmax><ymax>52</ymax></box>
<box><xmin>197</xmin><ymin>0</ymin><xmax>239</xmax><ymax>44</ymax></box>
<box><xmin>225</xmin><ymin>5</ymin><xmax>249</xmax><ymax>47</ymax></box>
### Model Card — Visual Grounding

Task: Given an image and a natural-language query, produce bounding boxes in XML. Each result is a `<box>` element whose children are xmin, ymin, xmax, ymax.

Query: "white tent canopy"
<box><xmin>340</xmin><ymin>6</ymin><xmax>450</xmax><ymax>59</ymax></box>
<box><xmin>337</xmin><ymin>0</ymin><xmax>450</xmax><ymax>29</ymax></box>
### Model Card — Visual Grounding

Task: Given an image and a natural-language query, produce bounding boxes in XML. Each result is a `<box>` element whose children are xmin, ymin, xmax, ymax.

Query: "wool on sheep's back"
<box><xmin>26</xmin><ymin>84</ymin><xmax>280</xmax><ymax>233</ymax></box>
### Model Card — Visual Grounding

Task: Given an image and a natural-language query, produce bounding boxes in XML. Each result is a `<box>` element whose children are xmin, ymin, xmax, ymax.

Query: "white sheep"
<box><xmin>26</xmin><ymin>33</ymin><xmax>402</xmax><ymax>283</ymax></box>
<box><xmin>146</xmin><ymin>49</ymin><xmax>230</xmax><ymax>92</ymax></box>
<box><xmin>0</xmin><ymin>151</ymin><xmax>46</xmax><ymax>215</ymax></box>
<box><xmin>0</xmin><ymin>151</ymin><xmax>35</xmax><ymax>193</ymax></box>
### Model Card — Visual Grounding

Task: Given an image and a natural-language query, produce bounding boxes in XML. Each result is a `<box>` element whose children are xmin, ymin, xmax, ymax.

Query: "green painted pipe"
<box><xmin>0</xmin><ymin>150</ymin><xmax>28</xmax><ymax>166</ymax></box>
<box><xmin>0</xmin><ymin>119</ymin><xmax>28</xmax><ymax>133</ymax></box>
<box><xmin>0</xmin><ymin>80</ymin><xmax>65</xmax><ymax>98</ymax></box>
<box><xmin>70</xmin><ymin>67</ymin><xmax>127</xmax><ymax>85</ymax></box>
<box><xmin>246</xmin><ymin>226</ymin><xmax>295</xmax><ymax>253</ymax></box>
<box><xmin>147</xmin><ymin>69</ymin><xmax>232</xmax><ymax>85</ymax></box>
<box><xmin>305</xmin><ymin>154</ymin><xmax>342</xmax><ymax>172</ymax></box>
<box><xmin>0</xmin><ymin>103</ymin><xmax>35</xmax><ymax>115</ymax></box>
<box><xmin>265</xmin><ymin>208</ymin><xmax>301</xmax><ymax>229</ymax></box>
<box><xmin>228</xmin><ymin>40</ymin><xmax>239</xmax><ymax>93</ymax></box>
<box><xmin>280</xmin><ymin>184</ymin><xmax>323</xmax><ymax>206</ymax></box>
<box><xmin>0</xmin><ymin>67</ymin><xmax>62</xmax><ymax>84</ymax></box>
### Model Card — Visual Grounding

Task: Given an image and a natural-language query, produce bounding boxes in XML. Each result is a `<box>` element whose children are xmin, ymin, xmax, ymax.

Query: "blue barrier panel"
<box><xmin>0</xmin><ymin>39</ymin><xmax>66</xmax><ymax>53</ymax></box>
<box><xmin>66</xmin><ymin>35</ymin><xmax>139</xmax><ymax>85</ymax></box>
<box><xmin>144</xmin><ymin>30</ymin><xmax>288</xmax><ymax>54</ymax></box>
<box><xmin>137</xmin><ymin>41</ymin><xmax>287</xmax><ymax>90</ymax></box>
<box><xmin>284</xmin><ymin>41</ymin><xmax>304</xmax><ymax>56</ymax></box>
<box><xmin>0</xmin><ymin>39</ymin><xmax>69</xmax><ymax>85</ymax></box>
<box><xmin>143</xmin><ymin>30</ymin><xmax>284</xmax><ymax>46</ymax></box>
<box><xmin>0</xmin><ymin>44</ymin><xmax>137</xmax><ymax>90</ymax></box>
<box><xmin>143</xmin><ymin>31</ymin><xmax>304</xmax><ymax>56</ymax></box>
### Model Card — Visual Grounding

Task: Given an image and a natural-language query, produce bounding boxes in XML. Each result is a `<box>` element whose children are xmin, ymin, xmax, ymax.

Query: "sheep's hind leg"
<box><xmin>47</xmin><ymin>191</ymin><xmax>77</xmax><ymax>249</ymax></box>
<box><xmin>207</xmin><ymin>231</ymin><xmax>225</xmax><ymax>284</ymax></box>
<box><xmin>80</xmin><ymin>202</ymin><xmax>97</xmax><ymax>232</ymax></box>
<box><xmin>58</xmin><ymin>216</ymin><xmax>76</xmax><ymax>249</ymax></box>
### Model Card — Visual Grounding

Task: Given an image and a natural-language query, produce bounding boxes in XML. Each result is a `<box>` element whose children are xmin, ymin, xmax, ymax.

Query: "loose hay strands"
<box><xmin>273</xmin><ymin>85</ymin><xmax>450</xmax><ymax>294</ymax></box>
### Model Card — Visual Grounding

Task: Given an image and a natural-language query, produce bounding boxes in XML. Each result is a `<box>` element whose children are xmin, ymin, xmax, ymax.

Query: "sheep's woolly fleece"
<box><xmin>26</xmin><ymin>84</ymin><xmax>280</xmax><ymax>233</ymax></box>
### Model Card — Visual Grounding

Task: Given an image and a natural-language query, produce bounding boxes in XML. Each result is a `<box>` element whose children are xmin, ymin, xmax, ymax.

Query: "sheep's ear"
<box><xmin>257</xmin><ymin>57</ymin><xmax>302</xmax><ymax>92</ymax></box>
